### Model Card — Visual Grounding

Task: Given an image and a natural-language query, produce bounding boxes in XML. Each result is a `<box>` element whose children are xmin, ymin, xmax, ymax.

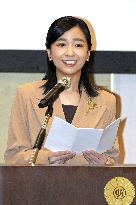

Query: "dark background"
<box><xmin>0</xmin><ymin>50</ymin><xmax>136</xmax><ymax>73</ymax></box>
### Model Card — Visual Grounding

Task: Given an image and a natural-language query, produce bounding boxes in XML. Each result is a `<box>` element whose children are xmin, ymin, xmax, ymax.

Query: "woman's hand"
<box><xmin>82</xmin><ymin>150</ymin><xmax>114</xmax><ymax>165</ymax></box>
<box><xmin>48</xmin><ymin>151</ymin><xmax>76</xmax><ymax>165</ymax></box>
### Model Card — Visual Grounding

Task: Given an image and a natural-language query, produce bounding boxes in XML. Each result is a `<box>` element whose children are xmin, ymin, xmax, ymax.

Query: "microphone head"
<box><xmin>58</xmin><ymin>77</ymin><xmax>71</xmax><ymax>88</ymax></box>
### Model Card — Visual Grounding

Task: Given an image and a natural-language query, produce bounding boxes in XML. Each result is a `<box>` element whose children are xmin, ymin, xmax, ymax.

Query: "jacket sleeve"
<box><xmin>103</xmin><ymin>93</ymin><xmax>120</xmax><ymax>164</ymax></box>
<box><xmin>4</xmin><ymin>86</ymin><xmax>50</xmax><ymax>165</ymax></box>
<box><xmin>103</xmin><ymin>116</ymin><xmax>120</xmax><ymax>165</ymax></box>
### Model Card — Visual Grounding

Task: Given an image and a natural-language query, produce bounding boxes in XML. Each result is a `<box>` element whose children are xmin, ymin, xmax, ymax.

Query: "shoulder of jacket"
<box><xmin>15</xmin><ymin>80</ymin><xmax>47</xmax><ymax>100</ymax></box>
<box><xmin>97</xmin><ymin>89</ymin><xmax>116</xmax><ymax>104</ymax></box>
<box><xmin>17</xmin><ymin>80</ymin><xmax>46</xmax><ymax>92</ymax></box>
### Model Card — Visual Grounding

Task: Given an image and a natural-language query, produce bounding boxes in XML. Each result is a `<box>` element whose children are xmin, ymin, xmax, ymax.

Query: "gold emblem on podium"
<box><xmin>104</xmin><ymin>177</ymin><xmax>135</xmax><ymax>205</ymax></box>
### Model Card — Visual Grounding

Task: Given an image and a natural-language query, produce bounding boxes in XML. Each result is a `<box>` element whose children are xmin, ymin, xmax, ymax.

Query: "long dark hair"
<box><xmin>42</xmin><ymin>16</ymin><xmax>98</xmax><ymax>97</ymax></box>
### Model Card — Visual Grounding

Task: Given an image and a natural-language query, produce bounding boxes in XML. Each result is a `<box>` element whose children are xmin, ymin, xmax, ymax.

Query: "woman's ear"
<box><xmin>46</xmin><ymin>49</ymin><xmax>52</xmax><ymax>61</ymax></box>
<box><xmin>86</xmin><ymin>51</ymin><xmax>90</xmax><ymax>61</ymax></box>
<box><xmin>46</xmin><ymin>49</ymin><xmax>50</xmax><ymax>58</ymax></box>
<box><xmin>88</xmin><ymin>51</ymin><xmax>90</xmax><ymax>58</ymax></box>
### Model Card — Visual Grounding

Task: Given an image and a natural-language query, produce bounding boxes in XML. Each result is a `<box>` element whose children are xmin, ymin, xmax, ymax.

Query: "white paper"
<box><xmin>44</xmin><ymin>117</ymin><xmax>120</xmax><ymax>153</ymax></box>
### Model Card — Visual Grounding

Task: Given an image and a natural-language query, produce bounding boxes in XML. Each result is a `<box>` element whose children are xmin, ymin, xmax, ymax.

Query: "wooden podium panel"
<box><xmin>0</xmin><ymin>165</ymin><xmax>136</xmax><ymax>205</ymax></box>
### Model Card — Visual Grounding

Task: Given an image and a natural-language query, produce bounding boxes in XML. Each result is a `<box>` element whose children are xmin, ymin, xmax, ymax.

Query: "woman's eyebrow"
<box><xmin>56</xmin><ymin>38</ymin><xmax>67</xmax><ymax>41</ymax></box>
<box><xmin>73</xmin><ymin>38</ymin><xmax>86</xmax><ymax>42</ymax></box>
<box><xmin>56</xmin><ymin>37</ymin><xmax>85</xmax><ymax>42</ymax></box>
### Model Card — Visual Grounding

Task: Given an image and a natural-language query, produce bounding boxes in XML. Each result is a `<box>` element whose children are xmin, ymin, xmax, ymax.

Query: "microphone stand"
<box><xmin>29</xmin><ymin>103</ymin><xmax>53</xmax><ymax>166</ymax></box>
<box><xmin>29</xmin><ymin>77</ymin><xmax>70</xmax><ymax>166</ymax></box>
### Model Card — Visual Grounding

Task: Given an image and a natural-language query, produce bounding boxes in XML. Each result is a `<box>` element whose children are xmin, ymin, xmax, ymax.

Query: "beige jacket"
<box><xmin>4</xmin><ymin>80</ymin><xmax>119</xmax><ymax>165</ymax></box>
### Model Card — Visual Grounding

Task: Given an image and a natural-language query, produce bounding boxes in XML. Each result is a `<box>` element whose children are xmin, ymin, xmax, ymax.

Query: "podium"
<box><xmin>0</xmin><ymin>165</ymin><xmax>136</xmax><ymax>205</ymax></box>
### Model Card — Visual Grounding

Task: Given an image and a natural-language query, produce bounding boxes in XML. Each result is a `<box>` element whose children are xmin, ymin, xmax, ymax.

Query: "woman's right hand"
<box><xmin>48</xmin><ymin>151</ymin><xmax>76</xmax><ymax>165</ymax></box>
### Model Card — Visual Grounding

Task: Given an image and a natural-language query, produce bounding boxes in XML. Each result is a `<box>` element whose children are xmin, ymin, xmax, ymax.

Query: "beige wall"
<box><xmin>0</xmin><ymin>73</ymin><xmax>111</xmax><ymax>164</ymax></box>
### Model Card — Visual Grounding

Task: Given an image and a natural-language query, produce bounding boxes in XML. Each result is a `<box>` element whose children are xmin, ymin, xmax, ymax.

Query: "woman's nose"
<box><xmin>65</xmin><ymin>45</ymin><xmax>75</xmax><ymax>56</ymax></box>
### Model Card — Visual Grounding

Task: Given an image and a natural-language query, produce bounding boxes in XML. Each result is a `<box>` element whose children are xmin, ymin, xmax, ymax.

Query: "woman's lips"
<box><xmin>62</xmin><ymin>60</ymin><xmax>77</xmax><ymax>66</ymax></box>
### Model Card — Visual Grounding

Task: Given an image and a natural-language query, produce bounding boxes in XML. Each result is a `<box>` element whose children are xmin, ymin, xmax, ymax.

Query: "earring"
<box><xmin>86</xmin><ymin>57</ymin><xmax>89</xmax><ymax>62</ymax></box>
<box><xmin>49</xmin><ymin>56</ymin><xmax>52</xmax><ymax>61</ymax></box>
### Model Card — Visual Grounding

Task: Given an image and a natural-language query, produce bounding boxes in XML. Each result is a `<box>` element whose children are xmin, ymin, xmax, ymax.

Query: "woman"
<box><xmin>4</xmin><ymin>16</ymin><xmax>119</xmax><ymax>165</ymax></box>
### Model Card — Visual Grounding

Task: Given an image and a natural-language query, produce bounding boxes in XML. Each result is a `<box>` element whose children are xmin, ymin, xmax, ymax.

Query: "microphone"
<box><xmin>38</xmin><ymin>77</ymin><xmax>70</xmax><ymax>108</ymax></box>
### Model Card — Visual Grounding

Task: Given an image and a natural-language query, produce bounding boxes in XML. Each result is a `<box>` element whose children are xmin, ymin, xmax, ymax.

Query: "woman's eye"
<box><xmin>75</xmin><ymin>43</ymin><xmax>84</xmax><ymax>48</ymax></box>
<box><xmin>56</xmin><ymin>43</ymin><xmax>66</xmax><ymax>47</ymax></box>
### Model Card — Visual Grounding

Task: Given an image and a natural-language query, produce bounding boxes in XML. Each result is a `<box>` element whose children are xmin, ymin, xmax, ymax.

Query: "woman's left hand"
<box><xmin>82</xmin><ymin>150</ymin><xmax>113</xmax><ymax>165</ymax></box>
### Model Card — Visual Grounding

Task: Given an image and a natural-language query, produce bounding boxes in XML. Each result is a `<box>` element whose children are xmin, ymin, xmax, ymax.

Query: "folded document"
<box><xmin>44</xmin><ymin>117</ymin><xmax>120</xmax><ymax>153</ymax></box>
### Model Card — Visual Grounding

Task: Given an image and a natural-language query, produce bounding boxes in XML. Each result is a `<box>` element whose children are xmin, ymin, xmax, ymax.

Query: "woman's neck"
<box><xmin>56</xmin><ymin>71</ymin><xmax>81</xmax><ymax>106</ymax></box>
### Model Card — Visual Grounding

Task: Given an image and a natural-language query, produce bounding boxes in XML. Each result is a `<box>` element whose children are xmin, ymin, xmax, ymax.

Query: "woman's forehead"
<box><xmin>56</xmin><ymin>26</ymin><xmax>87</xmax><ymax>42</ymax></box>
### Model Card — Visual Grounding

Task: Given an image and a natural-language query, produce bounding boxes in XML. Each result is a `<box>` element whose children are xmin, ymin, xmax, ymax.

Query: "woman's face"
<box><xmin>47</xmin><ymin>26</ymin><xmax>90</xmax><ymax>77</ymax></box>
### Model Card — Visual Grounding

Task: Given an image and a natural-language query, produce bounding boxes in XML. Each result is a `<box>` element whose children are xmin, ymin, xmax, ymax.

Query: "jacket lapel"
<box><xmin>29</xmin><ymin>81</ymin><xmax>65</xmax><ymax>134</ymax></box>
<box><xmin>72</xmin><ymin>89</ymin><xmax>107</xmax><ymax>128</ymax></box>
